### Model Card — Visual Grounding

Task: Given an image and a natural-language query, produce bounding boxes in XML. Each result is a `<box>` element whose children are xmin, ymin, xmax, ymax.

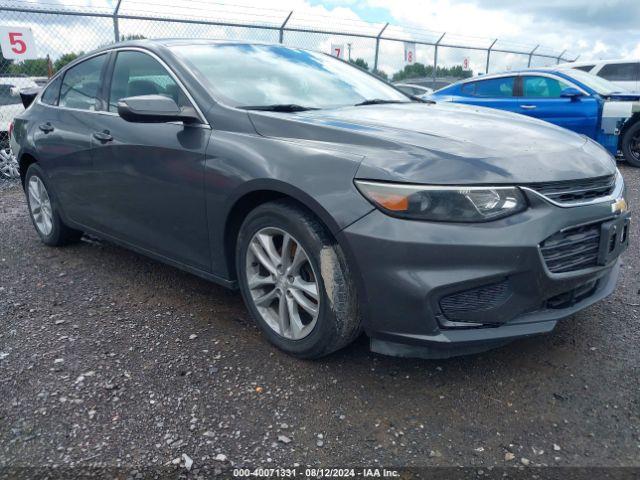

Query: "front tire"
<box><xmin>24</xmin><ymin>163</ymin><xmax>82</xmax><ymax>246</ymax></box>
<box><xmin>236</xmin><ymin>200</ymin><xmax>361</xmax><ymax>359</ymax></box>
<box><xmin>621</xmin><ymin>121</ymin><xmax>640</xmax><ymax>167</ymax></box>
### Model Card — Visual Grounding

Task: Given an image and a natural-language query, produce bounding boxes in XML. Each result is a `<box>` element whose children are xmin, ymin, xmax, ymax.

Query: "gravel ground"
<box><xmin>0</xmin><ymin>166</ymin><xmax>639</xmax><ymax>477</ymax></box>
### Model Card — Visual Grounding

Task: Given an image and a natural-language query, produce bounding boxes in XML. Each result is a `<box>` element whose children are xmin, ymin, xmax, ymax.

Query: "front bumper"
<box><xmin>339</xmin><ymin>190</ymin><xmax>628</xmax><ymax>358</ymax></box>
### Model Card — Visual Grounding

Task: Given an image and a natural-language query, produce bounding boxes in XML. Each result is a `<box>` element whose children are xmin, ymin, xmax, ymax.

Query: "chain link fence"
<box><xmin>0</xmin><ymin>0</ymin><xmax>577</xmax><ymax>178</ymax></box>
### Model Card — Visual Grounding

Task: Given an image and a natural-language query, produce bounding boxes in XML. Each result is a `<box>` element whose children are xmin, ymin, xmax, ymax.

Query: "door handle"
<box><xmin>39</xmin><ymin>122</ymin><xmax>54</xmax><ymax>133</ymax></box>
<box><xmin>520</xmin><ymin>105</ymin><xmax>537</xmax><ymax>110</ymax></box>
<box><xmin>92</xmin><ymin>130</ymin><xmax>113</xmax><ymax>143</ymax></box>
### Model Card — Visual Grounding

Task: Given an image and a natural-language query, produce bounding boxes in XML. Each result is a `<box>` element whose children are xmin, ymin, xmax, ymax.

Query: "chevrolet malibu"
<box><xmin>10</xmin><ymin>40</ymin><xmax>630</xmax><ymax>359</ymax></box>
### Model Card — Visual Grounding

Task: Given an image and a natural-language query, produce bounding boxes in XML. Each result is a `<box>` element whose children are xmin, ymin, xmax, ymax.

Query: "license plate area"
<box><xmin>597</xmin><ymin>214</ymin><xmax>630</xmax><ymax>266</ymax></box>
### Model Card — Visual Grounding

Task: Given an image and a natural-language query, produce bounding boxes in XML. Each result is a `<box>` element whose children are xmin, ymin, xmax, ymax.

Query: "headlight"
<box><xmin>355</xmin><ymin>180</ymin><xmax>527</xmax><ymax>222</ymax></box>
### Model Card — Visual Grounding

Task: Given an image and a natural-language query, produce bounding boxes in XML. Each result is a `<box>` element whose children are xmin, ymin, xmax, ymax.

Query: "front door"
<box><xmin>90</xmin><ymin>49</ymin><xmax>211</xmax><ymax>271</ymax></box>
<box><xmin>518</xmin><ymin>75</ymin><xmax>600</xmax><ymax>139</ymax></box>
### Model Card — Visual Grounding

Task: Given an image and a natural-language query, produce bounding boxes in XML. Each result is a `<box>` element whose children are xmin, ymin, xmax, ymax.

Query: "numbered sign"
<box><xmin>330</xmin><ymin>43</ymin><xmax>344</xmax><ymax>59</ymax></box>
<box><xmin>0</xmin><ymin>26</ymin><xmax>38</xmax><ymax>60</ymax></box>
<box><xmin>404</xmin><ymin>42</ymin><xmax>416</xmax><ymax>64</ymax></box>
<box><xmin>463</xmin><ymin>58</ymin><xmax>470</xmax><ymax>70</ymax></box>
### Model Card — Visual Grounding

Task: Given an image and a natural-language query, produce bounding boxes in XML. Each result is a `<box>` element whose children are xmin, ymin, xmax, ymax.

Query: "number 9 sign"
<box><xmin>0</xmin><ymin>26</ymin><xmax>38</xmax><ymax>60</ymax></box>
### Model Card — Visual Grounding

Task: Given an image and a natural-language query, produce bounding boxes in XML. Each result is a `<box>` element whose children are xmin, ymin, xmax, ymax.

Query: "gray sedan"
<box><xmin>10</xmin><ymin>40</ymin><xmax>630</xmax><ymax>359</ymax></box>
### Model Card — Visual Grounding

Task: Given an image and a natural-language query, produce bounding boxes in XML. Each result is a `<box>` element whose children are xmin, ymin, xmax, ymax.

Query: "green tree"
<box><xmin>349</xmin><ymin>58</ymin><xmax>369</xmax><ymax>70</ymax></box>
<box><xmin>373</xmin><ymin>69</ymin><xmax>388</xmax><ymax>80</ymax></box>
<box><xmin>391</xmin><ymin>62</ymin><xmax>473</xmax><ymax>82</ymax></box>
<box><xmin>8</xmin><ymin>58</ymin><xmax>49</xmax><ymax>76</ymax></box>
<box><xmin>0</xmin><ymin>51</ymin><xmax>13</xmax><ymax>74</ymax></box>
<box><xmin>54</xmin><ymin>52</ymin><xmax>84</xmax><ymax>71</ymax></box>
<box><xmin>120</xmin><ymin>34</ymin><xmax>146</xmax><ymax>41</ymax></box>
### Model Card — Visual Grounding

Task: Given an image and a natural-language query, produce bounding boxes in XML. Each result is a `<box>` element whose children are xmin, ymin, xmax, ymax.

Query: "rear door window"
<box><xmin>522</xmin><ymin>76</ymin><xmax>572</xmax><ymax>98</ymax></box>
<box><xmin>473</xmin><ymin>77</ymin><xmax>515</xmax><ymax>97</ymax></box>
<box><xmin>598</xmin><ymin>63</ymin><xmax>638</xmax><ymax>82</ymax></box>
<box><xmin>59</xmin><ymin>54</ymin><xmax>108</xmax><ymax>111</ymax></box>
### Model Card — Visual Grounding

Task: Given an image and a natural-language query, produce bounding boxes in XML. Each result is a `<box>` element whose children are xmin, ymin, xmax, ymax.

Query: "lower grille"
<box><xmin>540</xmin><ymin>223</ymin><xmax>601</xmax><ymax>273</ymax></box>
<box><xmin>547</xmin><ymin>280</ymin><xmax>598</xmax><ymax>309</ymax></box>
<box><xmin>440</xmin><ymin>279</ymin><xmax>511</xmax><ymax>321</ymax></box>
<box><xmin>526</xmin><ymin>175</ymin><xmax>615</xmax><ymax>204</ymax></box>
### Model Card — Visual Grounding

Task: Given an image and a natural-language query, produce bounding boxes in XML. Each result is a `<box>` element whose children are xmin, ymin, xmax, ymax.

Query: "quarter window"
<box><xmin>522</xmin><ymin>76</ymin><xmax>572</xmax><ymax>98</ymax></box>
<box><xmin>474</xmin><ymin>77</ymin><xmax>514</xmax><ymax>97</ymax></box>
<box><xmin>59</xmin><ymin>54</ymin><xmax>107</xmax><ymax>111</ymax></box>
<box><xmin>573</xmin><ymin>65</ymin><xmax>595</xmax><ymax>73</ymax></box>
<box><xmin>598</xmin><ymin>63</ymin><xmax>638</xmax><ymax>82</ymax></box>
<box><xmin>41</xmin><ymin>76</ymin><xmax>62</xmax><ymax>106</ymax></box>
<box><xmin>108</xmin><ymin>51</ymin><xmax>191</xmax><ymax>113</ymax></box>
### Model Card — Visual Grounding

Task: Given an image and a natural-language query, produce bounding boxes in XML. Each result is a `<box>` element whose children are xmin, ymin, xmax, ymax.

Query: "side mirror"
<box><xmin>117</xmin><ymin>94</ymin><xmax>200</xmax><ymax>124</ymax></box>
<box><xmin>560</xmin><ymin>87</ymin><xmax>584</xmax><ymax>101</ymax></box>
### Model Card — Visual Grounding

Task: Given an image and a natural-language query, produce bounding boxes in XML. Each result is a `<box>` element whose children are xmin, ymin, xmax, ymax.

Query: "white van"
<box><xmin>559</xmin><ymin>59</ymin><xmax>639</xmax><ymax>92</ymax></box>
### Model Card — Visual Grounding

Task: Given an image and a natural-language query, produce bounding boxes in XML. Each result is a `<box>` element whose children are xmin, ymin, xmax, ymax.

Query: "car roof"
<box><xmin>94</xmin><ymin>38</ymin><xmax>280</xmax><ymax>52</ymax></box>
<box><xmin>455</xmin><ymin>68</ymin><xmax>574</xmax><ymax>84</ymax></box>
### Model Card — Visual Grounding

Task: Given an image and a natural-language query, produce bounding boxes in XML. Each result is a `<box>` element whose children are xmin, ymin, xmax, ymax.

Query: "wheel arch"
<box><xmin>17</xmin><ymin>150</ymin><xmax>39</xmax><ymax>187</ymax></box>
<box><xmin>618</xmin><ymin>113</ymin><xmax>640</xmax><ymax>148</ymax></box>
<box><xmin>222</xmin><ymin>180</ymin><xmax>344</xmax><ymax>282</ymax></box>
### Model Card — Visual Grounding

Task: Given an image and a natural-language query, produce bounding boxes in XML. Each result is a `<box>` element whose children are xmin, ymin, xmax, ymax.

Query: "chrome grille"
<box><xmin>540</xmin><ymin>223</ymin><xmax>601</xmax><ymax>273</ymax></box>
<box><xmin>526</xmin><ymin>175</ymin><xmax>615</xmax><ymax>204</ymax></box>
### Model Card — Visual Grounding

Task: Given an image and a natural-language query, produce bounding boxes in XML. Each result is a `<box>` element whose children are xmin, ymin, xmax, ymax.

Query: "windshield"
<box><xmin>171</xmin><ymin>43</ymin><xmax>410</xmax><ymax>109</ymax></box>
<box><xmin>561</xmin><ymin>69</ymin><xmax>628</xmax><ymax>95</ymax></box>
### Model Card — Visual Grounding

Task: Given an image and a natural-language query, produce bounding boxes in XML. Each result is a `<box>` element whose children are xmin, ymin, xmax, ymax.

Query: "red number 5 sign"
<box><xmin>0</xmin><ymin>26</ymin><xmax>38</xmax><ymax>60</ymax></box>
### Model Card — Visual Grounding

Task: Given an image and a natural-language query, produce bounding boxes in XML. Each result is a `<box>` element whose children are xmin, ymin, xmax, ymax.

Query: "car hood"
<box><xmin>605</xmin><ymin>92</ymin><xmax>640</xmax><ymax>102</ymax></box>
<box><xmin>248</xmin><ymin>102</ymin><xmax>616</xmax><ymax>184</ymax></box>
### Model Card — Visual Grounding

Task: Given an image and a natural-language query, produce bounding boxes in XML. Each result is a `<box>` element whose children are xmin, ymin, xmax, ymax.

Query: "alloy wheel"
<box><xmin>0</xmin><ymin>149</ymin><xmax>19</xmax><ymax>179</ymax></box>
<box><xmin>27</xmin><ymin>175</ymin><xmax>53</xmax><ymax>236</ymax></box>
<box><xmin>631</xmin><ymin>131</ymin><xmax>640</xmax><ymax>161</ymax></box>
<box><xmin>245</xmin><ymin>227</ymin><xmax>320</xmax><ymax>340</ymax></box>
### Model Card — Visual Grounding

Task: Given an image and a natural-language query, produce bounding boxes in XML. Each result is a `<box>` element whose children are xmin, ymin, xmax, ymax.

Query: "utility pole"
<box><xmin>373</xmin><ymin>22</ymin><xmax>389</xmax><ymax>73</ymax></box>
<box><xmin>485</xmin><ymin>39</ymin><xmax>497</xmax><ymax>74</ymax></box>
<box><xmin>556</xmin><ymin>49</ymin><xmax>566</xmax><ymax>64</ymax></box>
<box><xmin>279</xmin><ymin>11</ymin><xmax>293</xmax><ymax>44</ymax></box>
<box><xmin>527</xmin><ymin>45</ymin><xmax>539</xmax><ymax>68</ymax></box>
<box><xmin>347</xmin><ymin>43</ymin><xmax>352</xmax><ymax>61</ymax></box>
<box><xmin>433</xmin><ymin>33</ymin><xmax>445</xmax><ymax>88</ymax></box>
<box><xmin>113</xmin><ymin>0</ymin><xmax>122</xmax><ymax>43</ymax></box>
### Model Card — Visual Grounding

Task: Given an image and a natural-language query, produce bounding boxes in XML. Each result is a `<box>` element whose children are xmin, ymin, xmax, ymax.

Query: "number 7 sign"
<box><xmin>330</xmin><ymin>43</ymin><xmax>344</xmax><ymax>59</ymax></box>
<box><xmin>0</xmin><ymin>26</ymin><xmax>38</xmax><ymax>60</ymax></box>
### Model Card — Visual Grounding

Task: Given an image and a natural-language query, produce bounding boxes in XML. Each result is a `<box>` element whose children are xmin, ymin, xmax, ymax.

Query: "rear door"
<box><xmin>89</xmin><ymin>49</ymin><xmax>211</xmax><ymax>271</ymax></box>
<box><xmin>33</xmin><ymin>53</ymin><xmax>109</xmax><ymax>224</ymax></box>
<box><xmin>454</xmin><ymin>76</ymin><xmax>521</xmax><ymax>114</ymax></box>
<box><xmin>517</xmin><ymin>74</ymin><xmax>599</xmax><ymax>138</ymax></box>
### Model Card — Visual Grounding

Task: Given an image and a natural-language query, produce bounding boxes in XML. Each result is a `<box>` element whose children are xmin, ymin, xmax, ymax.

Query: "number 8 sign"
<box><xmin>0</xmin><ymin>26</ymin><xmax>38</xmax><ymax>60</ymax></box>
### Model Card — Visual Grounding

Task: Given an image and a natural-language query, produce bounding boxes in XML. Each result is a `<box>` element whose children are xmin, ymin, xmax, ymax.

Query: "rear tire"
<box><xmin>24</xmin><ymin>163</ymin><xmax>82</xmax><ymax>246</ymax></box>
<box><xmin>621</xmin><ymin>121</ymin><xmax>640</xmax><ymax>167</ymax></box>
<box><xmin>236</xmin><ymin>200</ymin><xmax>361</xmax><ymax>359</ymax></box>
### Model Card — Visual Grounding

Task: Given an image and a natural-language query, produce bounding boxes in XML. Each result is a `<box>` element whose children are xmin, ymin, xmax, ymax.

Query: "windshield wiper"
<box><xmin>353</xmin><ymin>99</ymin><xmax>409</xmax><ymax>106</ymax></box>
<box><xmin>239</xmin><ymin>104</ymin><xmax>319</xmax><ymax>112</ymax></box>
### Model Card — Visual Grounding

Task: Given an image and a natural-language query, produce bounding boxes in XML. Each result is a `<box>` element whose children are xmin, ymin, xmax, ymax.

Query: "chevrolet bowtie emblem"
<box><xmin>612</xmin><ymin>198</ymin><xmax>628</xmax><ymax>213</ymax></box>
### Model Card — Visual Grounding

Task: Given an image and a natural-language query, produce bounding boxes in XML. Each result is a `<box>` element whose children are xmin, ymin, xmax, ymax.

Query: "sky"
<box><xmin>3</xmin><ymin>0</ymin><xmax>640</xmax><ymax>77</ymax></box>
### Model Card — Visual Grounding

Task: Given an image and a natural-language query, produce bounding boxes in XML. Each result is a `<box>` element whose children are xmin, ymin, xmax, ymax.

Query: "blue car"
<box><xmin>431</xmin><ymin>68</ymin><xmax>640</xmax><ymax>167</ymax></box>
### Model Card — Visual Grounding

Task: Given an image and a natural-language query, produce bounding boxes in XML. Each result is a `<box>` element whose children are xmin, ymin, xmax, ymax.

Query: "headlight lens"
<box><xmin>355</xmin><ymin>180</ymin><xmax>527</xmax><ymax>222</ymax></box>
